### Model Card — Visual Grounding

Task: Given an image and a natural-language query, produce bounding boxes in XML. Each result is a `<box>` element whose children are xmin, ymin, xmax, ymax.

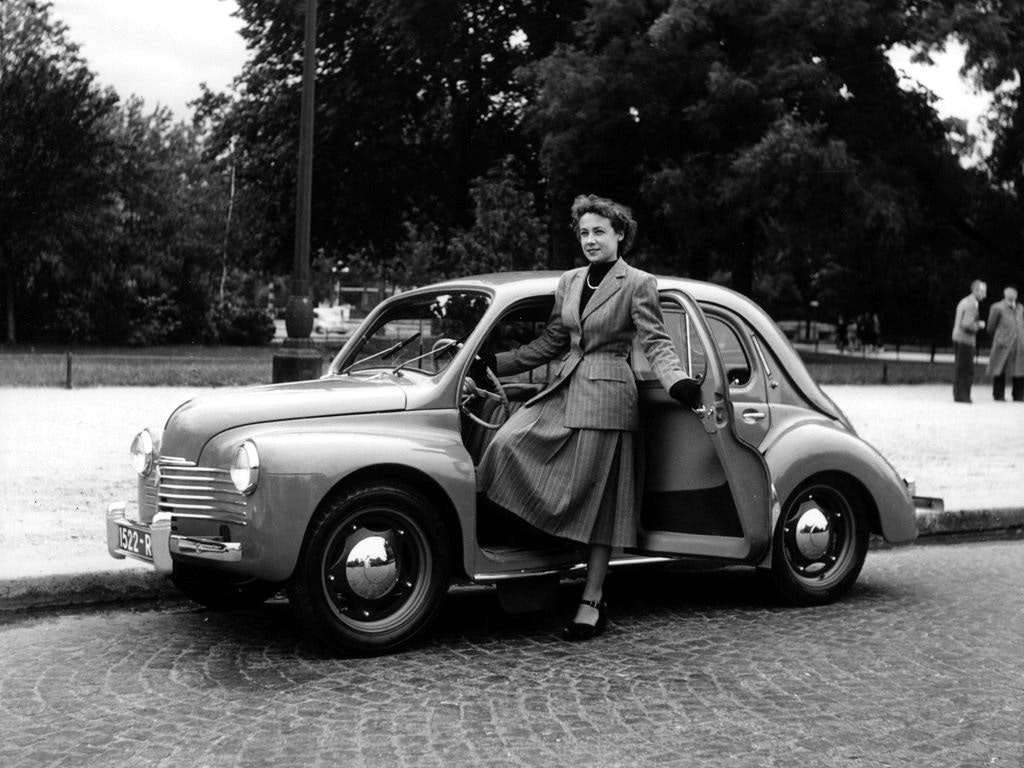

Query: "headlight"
<box><xmin>230</xmin><ymin>441</ymin><xmax>260</xmax><ymax>494</ymax></box>
<box><xmin>130</xmin><ymin>430</ymin><xmax>155</xmax><ymax>476</ymax></box>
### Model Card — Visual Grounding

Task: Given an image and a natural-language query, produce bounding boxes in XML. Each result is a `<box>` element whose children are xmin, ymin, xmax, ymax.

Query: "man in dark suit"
<box><xmin>986</xmin><ymin>284</ymin><xmax>1024</xmax><ymax>401</ymax></box>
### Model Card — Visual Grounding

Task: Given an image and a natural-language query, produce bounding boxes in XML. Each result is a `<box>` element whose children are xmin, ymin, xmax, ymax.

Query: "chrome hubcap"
<box><xmin>345</xmin><ymin>534</ymin><xmax>399</xmax><ymax>600</ymax></box>
<box><xmin>783</xmin><ymin>488</ymin><xmax>852</xmax><ymax>580</ymax></box>
<box><xmin>322</xmin><ymin>511</ymin><xmax>427</xmax><ymax>628</ymax></box>
<box><xmin>793</xmin><ymin>503</ymin><xmax>831</xmax><ymax>561</ymax></box>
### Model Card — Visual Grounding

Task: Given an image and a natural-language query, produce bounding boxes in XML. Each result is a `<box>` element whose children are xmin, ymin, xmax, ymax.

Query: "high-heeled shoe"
<box><xmin>562</xmin><ymin>598</ymin><xmax>607</xmax><ymax>641</ymax></box>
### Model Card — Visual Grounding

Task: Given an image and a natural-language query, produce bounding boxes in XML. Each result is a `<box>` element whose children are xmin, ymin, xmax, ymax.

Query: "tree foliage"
<box><xmin>3</xmin><ymin>0</ymin><xmax>1022</xmax><ymax>347</ymax></box>
<box><xmin>0</xmin><ymin>0</ymin><xmax>117</xmax><ymax>342</ymax></box>
<box><xmin>910</xmin><ymin>0</ymin><xmax>1024</xmax><ymax>294</ymax></box>
<box><xmin>0</xmin><ymin>0</ymin><xmax>272</xmax><ymax>345</ymax></box>
<box><xmin>525</xmin><ymin>0</ymin><xmax>983</xmax><ymax>329</ymax></box>
<box><xmin>196</xmin><ymin>0</ymin><xmax>586</xmax><ymax>280</ymax></box>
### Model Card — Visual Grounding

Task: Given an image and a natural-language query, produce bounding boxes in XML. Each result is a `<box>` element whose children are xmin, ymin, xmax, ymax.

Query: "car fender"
<box><xmin>201</xmin><ymin>411</ymin><xmax>475</xmax><ymax>583</ymax></box>
<box><xmin>762</xmin><ymin>418</ymin><xmax>917</xmax><ymax>546</ymax></box>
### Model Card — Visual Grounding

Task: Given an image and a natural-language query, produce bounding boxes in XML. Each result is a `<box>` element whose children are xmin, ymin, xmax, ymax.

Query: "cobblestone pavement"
<box><xmin>1</xmin><ymin>540</ymin><xmax>1021</xmax><ymax>768</ymax></box>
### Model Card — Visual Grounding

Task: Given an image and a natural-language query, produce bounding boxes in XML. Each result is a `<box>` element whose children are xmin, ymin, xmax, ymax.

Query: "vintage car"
<box><xmin>312</xmin><ymin>306</ymin><xmax>349</xmax><ymax>337</ymax></box>
<box><xmin>108</xmin><ymin>272</ymin><xmax>922</xmax><ymax>653</ymax></box>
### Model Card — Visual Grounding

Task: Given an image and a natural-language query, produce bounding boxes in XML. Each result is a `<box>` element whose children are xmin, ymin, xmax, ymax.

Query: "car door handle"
<box><xmin>741</xmin><ymin>408</ymin><xmax>767</xmax><ymax>424</ymax></box>
<box><xmin>691</xmin><ymin>404</ymin><xmax>714</xmax><ymax>421</ymax></box>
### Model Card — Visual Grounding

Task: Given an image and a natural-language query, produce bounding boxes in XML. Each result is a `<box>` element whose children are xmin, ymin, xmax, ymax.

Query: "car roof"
<box><xmin>420</xmin><ymin>270</ymin><xmax>846</xmax><ymax>423</ymax></box>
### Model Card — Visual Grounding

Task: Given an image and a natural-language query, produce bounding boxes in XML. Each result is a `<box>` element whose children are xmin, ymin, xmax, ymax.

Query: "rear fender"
<box><xmin>764</xmin><ymin>420</ymin><xmax>917</xmax><ymax>545</ymax></box>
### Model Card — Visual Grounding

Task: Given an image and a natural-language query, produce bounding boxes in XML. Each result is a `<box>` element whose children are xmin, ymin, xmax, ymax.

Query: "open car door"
<box><xmin>631</xmin><ymin>289</ymin><xmax>773</xmax><ymax>562</ymax></box>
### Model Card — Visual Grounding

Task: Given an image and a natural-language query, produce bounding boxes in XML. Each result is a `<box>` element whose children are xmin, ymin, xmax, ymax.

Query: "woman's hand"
<box><xmin>469</xmin><ymin>350</ymin><xmax>497</xmax><ymax>383</ymax></box>
<box><xmin>669</xmin><ymin>377</ymin><xmax>702</xmax><ymax>409</ymax></box>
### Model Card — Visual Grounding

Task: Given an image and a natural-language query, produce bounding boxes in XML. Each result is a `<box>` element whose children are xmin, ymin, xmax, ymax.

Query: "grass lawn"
<box><xmin>0</xmin><ymin>344</ymin><xmax>330</xmax><ymax>387</ymax></box>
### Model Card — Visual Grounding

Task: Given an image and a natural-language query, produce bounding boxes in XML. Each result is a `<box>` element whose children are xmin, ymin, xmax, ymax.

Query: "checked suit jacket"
<box><xmin>494</xmin><ymin>258</ymin><xmax>689</xmax><ymax>432</ymax></box>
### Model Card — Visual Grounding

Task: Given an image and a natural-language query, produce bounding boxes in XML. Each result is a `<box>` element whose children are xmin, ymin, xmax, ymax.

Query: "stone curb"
<box><xmin>2</xmin><ymin>508</ymin><xmax>1022</xmax><ymax>615</ymax></box>
<box><xmin>0</xmin><ymin>569</ymin><xmax>181</xmax><ymax>614</ymax></box>
<box><xmin>915</xmin><ymin>506</ymin><xmax>1024</xmax><ymax>537</ymax></box>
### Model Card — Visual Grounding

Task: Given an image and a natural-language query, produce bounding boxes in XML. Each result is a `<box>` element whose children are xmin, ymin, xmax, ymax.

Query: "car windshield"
<box><xmin>333</xmin><ymin>290</ymin><xmax>491</xmax><ymax>375</ymax></box>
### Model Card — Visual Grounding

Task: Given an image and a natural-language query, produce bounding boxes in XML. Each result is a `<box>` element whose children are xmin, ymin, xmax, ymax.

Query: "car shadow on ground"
<box><xmin>161</xmin><ymin>563</ymin><xmax>850</xmax><ymax>658</ymax></box>
<box><xmin>5</xmin><ymin>561</ymin><xmax>906</xmax><ymax>662</ymax></box>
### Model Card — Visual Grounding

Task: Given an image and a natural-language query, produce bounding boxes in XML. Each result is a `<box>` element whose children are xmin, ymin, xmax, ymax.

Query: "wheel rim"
<box><xmin>781</xmin><ymin>484</ymin><xmax>857</xmax><ymax>588</ymax></box>
<box><xmin>319</xmin><ymin>505</ymin><xmax>433</xmax><ymax>634</ymax></box>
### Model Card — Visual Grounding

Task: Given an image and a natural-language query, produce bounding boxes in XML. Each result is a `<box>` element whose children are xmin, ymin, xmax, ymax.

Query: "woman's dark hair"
<box><xmin>569</xmin><ymin>194</ymin><xmax>638</xmax><ymax>255</ymax></box>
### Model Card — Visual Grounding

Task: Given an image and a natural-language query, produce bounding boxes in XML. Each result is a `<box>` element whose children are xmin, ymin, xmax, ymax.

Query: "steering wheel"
<box><xmin>431</xmin><ymin>337</ymin><xmax>459</xmax><ymax>372</ymax></box>
<box><xmin>460</xmin><ymin>362</ymin><xmax>511</xmax><ymax>429</ymax></box>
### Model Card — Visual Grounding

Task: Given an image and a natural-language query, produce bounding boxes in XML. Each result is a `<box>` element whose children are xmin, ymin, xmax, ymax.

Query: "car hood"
<box><xmin>159</xmin><ymin>377</ymin><xmax>407</xmax><ymax>460</ymax></box>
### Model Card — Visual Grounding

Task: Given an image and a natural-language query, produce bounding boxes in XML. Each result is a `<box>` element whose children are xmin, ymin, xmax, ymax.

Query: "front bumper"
<box><xmin>106</xmin><ymin>502</ymin><xmax>243</xmax><ymax>575</ymax></box>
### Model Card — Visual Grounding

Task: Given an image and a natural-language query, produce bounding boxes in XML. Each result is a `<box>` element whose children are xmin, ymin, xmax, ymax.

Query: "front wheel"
<box><xmin>761</xmin><ymin>477</ymin><xmax>869</xmax><ymax>606</ymax></box>
<box><xmin>288</xmin><ymin>481</ymin><xmax>451</xmax><ymax>654</ymax></box>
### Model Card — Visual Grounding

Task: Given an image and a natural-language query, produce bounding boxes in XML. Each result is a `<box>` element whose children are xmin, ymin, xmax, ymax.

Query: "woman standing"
<box><xmin>477</xmin><ymin>194</ymin><xmax>702</xmax><ymax>640</ymax></box>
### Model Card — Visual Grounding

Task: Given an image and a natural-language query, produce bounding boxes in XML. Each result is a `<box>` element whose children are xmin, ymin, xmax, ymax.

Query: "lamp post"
<box><xmin>272</xmin><ymin>0</ymin><xmax>321</xmax><ymax>382</ymax></box>
<box><xmin>810</xmin><ymin>299</ymin><xmax>820</xmax><ymax>352</ymax></box>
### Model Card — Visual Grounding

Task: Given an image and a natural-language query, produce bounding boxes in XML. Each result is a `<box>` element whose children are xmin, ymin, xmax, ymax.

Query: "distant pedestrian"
<box><xmin>985</xmin><ymin>284</ymin><xmax>1024</xmax><ymax>401</ymax></box>
<box><xmin>859</xmin><ymin>312</ymin><xmax>880</xmax><ymax>355</ymax></box>
<box><xmin>951</xmin><ymin>279</ymin><xmax>987</xmax><ymax>403</ymax></box>
<box><xmin>835</xmin><ymin>314</ymin><xmax>847</xmax><ymax>353</ymax></box>
<box><xmin>854</xmin><ymin>313</ymin><xmax>866</xmax><ymax>353</ymax></box>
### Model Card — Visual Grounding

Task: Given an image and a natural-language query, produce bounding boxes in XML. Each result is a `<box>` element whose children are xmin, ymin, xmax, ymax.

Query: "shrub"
<box><xmin>208</xmin><ymin>299</ymin><xmax>275</xmax><ymax>346</ymax></box>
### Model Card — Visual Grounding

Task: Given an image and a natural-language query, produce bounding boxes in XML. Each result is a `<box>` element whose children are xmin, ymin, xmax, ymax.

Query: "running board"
<box><xmin>473</xmin><ymin>554</ymin><xmax>677</xmax><ymax>582</ymax></box>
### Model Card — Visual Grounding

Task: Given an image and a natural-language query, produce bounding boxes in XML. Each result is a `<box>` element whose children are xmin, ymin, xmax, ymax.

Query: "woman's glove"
<box><xmin>469</xmin><ymin>350</ymin><xmax>496</xmax><ymax>383</ymax></box>
<box><xmin>669</xmin><ymin>377</ymin><xmax>702</xmax><ymax>409</ymax></box>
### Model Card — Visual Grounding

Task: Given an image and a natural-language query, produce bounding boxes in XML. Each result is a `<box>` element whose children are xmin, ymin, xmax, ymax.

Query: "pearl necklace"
<box><xmin>586</xmin><ymin>261</ymin><xmax>615</xmax><ymax>290</ymax></box>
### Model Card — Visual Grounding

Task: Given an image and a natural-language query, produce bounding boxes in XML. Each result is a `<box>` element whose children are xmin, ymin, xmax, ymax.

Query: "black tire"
<box><xmin>171</xmin><ymin>563</ymin><xmax>281</xmax><ymax>610</ymax></box>
<box><xmin>761</xmin><ymin>476</ymin><xmax>869</xmax><ymax>606</ymax></box>
<box><xmin>288</xmin><ymin>481</ymin><xmax>451</xmax><ymax>654</ymax></box>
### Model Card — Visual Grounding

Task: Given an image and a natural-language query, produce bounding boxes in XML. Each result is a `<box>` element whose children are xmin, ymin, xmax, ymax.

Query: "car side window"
<box><xmin>632</xmin><ymin>304</ymin><xmax>707</xmax><ymax>382</ymax></box>
<box><xmin>707</xmin><ymin>316</ymin><xmax>752</xmax><ymax>386</ymax></box>
<box><xmin>487</xmin><ymin>297</ymin><xmax>557</xmax><ymax>385</ymax></box>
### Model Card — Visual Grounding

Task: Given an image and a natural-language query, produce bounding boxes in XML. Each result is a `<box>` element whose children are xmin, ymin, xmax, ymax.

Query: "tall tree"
<box><xmin>913</xmin><ymin>1</ymin><xmax>1024</xmax><ymax>196</ymax></box>
<box><xmin>0</xmin><ymin>0</ymin><xmax>118</xmax><ymax>343</ymax></box>
<box><xmin>526</xmin><ymin>0</ymin><xmax>975</xmax><ymax>332</ymax></box>
<box><xmin>910</xmin><ymin>0</ymin><xmax>1024</xmax><ymax>290</ymax></box>
<box><xmin>197</xmin><ymin>0</ymin><xmax>586</xmax><ymax>287</ymax></box>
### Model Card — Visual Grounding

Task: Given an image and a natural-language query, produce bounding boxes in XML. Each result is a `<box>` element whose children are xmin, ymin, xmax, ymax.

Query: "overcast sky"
<box><xmin>50</xmin><ymin>0</ymin><xmax>990</xmax><ymax>134</ymax></box>
<box><xmin>51</xmin><ymin>0</ymin><xmax>247</xmax><ymax>120</ymax></box>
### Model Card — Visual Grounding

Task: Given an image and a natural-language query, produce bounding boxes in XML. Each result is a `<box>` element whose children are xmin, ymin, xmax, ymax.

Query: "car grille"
<box><xmin>142</xmin><ymin>457</ymin><xmax>249</xmax><ymax>525</ymax></box>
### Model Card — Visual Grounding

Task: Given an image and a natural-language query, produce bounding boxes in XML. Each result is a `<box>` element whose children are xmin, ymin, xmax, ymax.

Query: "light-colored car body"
<box><xmin>108</xmin><ymin>272</ymin><xmax>922</xmax><ymax>653</ymax></box>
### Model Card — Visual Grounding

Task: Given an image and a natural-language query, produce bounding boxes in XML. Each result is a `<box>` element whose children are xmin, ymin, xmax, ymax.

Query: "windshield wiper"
<box><xmin>391</xmin><ymin>330</ymin><xmax>472</xmax><ymax>375</ymax></box>
<box><xmin>340</xmin><ymin>331</ymin><xmax>422</xmax><ymax>375</ymax></box>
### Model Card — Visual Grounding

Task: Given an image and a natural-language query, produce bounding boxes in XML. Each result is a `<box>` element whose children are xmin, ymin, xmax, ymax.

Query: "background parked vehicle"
<box><xmin>312</xmin><ymin>306</ymin><xmax>349</xmax><ymax>336</ymax></box>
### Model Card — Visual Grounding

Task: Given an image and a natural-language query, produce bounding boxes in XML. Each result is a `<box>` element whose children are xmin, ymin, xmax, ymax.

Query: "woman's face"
<box><xmin>578</xmin><ymin>212</ymin><xmax>622</xmax><ymax>265</ymax></box>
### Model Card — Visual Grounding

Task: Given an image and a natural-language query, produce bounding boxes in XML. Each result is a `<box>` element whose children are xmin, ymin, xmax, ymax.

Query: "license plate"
<box><xmin>117</xmin><ymin>523</ymin><xmax>153</xmax><ymax>561</ymax></box>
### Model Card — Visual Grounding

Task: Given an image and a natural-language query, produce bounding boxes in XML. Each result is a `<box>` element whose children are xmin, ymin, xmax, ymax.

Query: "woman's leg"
<box><xmin>573</xmin><ymin>543</ymin><xmax>611</xmax><ymax>625</ymax></box>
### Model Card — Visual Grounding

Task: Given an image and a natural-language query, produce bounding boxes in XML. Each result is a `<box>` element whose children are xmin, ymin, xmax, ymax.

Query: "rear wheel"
<box><xmin>288</xmin><ymin>481</ymin><xmax>451</xmax><ymax>654</ymax></box>
<box><xmin>762</xmin><ymin>477</ymin><xmax>869</xmax><ymax>606</ymax></box>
